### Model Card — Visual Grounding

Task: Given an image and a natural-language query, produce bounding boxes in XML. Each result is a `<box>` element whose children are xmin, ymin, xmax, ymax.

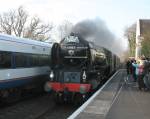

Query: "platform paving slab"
<box><xmin>74</xmin><ymin>71</ymin><xmax>150</xmax><ymax>119</ymax></box>
<box><xmin>106</xmin><ymin>76</ymin><xmax>150</xmax><ymax>119</ymax></box>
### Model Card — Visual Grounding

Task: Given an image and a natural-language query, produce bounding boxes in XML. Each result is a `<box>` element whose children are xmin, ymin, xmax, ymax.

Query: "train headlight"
<box><xmin>50</xmin><ymin>71</ymin><xmax>54</xmax><ymax>80</ymax></box>
<box><xmin>82</xmin><ymin>71</ymin><xmax>87</xmax><ymax>83</ymax></box>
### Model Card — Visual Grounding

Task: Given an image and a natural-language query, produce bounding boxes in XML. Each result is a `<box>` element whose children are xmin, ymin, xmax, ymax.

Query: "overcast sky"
<box><xmin>0</xmin><ymin>0</ymin><xmax>150</xmax><ymax>48</ymax></box>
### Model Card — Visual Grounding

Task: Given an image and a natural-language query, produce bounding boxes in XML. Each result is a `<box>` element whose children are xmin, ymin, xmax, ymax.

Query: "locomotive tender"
<box><xmin>45</xmin><ymin>33</ymin><xmax>120</xmax><ymax>103</ymax></box>
<box><xmin>0</xmin><ymin>33</ymin><xmax>52</xmax><ymax>102</ymax></box>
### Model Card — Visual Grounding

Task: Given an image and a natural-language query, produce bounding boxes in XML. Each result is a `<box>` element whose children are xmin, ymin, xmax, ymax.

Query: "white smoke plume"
<box><xmin>71</xmin><ymin>18</ymin><xmax>126</xmax><ymax>57</ymax></box>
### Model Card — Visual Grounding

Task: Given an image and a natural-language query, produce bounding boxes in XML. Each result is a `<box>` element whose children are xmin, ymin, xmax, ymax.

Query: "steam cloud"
<box><xmin>71</xmin><ymin>18</ymin><xmax>125</xmax><ymax>57</ymax></box>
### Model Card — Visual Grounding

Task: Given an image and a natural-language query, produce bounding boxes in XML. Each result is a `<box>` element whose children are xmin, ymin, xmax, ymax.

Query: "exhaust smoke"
<box><xmin>71</xmin><ymin>18</ymin><xmax>126</xmax><ymax>57</ymax></box>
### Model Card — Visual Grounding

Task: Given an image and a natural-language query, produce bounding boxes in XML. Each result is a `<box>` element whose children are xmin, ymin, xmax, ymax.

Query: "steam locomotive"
<box><xmin>45</xmin><ymin>33</ymin><xmax>120</xmax><ymax>103</ymax></box>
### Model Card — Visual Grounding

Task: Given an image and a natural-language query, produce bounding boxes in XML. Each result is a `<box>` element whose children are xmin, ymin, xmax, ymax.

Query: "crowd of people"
<box><xmin>126</xmin><ymin>57</ymin><xmax>150</xmax><ymax>91</ymax></box>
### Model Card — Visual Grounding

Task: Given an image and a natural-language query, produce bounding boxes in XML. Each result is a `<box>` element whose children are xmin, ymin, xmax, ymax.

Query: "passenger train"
<box><xmin>0</xmin><ymin>33</ymin><xmax>52</xmax><ymax>102</ymax></box>
<box><xmin>45</xmin><ymin>33</ymin><xmax>120</xmax><ymax>103</ymax></box>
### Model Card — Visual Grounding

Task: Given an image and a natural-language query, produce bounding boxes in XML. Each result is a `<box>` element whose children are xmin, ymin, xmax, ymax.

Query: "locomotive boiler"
<box><xmin>45</xmin><ymin>33</ymin><xmax>117</xmax><ymax>103</ymax></box>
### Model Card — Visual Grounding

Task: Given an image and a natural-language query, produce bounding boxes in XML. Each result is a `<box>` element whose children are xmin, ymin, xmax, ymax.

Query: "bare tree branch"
<box><xmin>12</xmin><ymin>6</ymin><xmax>28</xmax><ymax>37</ymax></box>
<box><xmin>24</xmin><ymin>17</ymin><xmax>53</xmax><ymax>41</ymax></box>
<box><xmin>124</xmin><ymin>23</ymin><xmax>136</xmax><ymax>56</ymax></box>
<box><xmin>0</xmin><ymin>11</ymin><xmax>15</xmax><ymax>34</ymax></box>
<box><xmin>0</xmin><ymin>6</ymin><xmax>53</xmax><ymax>41</ymax></box>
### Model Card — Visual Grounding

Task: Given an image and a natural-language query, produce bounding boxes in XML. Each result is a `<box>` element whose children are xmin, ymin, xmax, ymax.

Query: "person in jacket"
<box><xmin>126</xmin><ymin>60</ymin><xmax>131</xmax><ymax>75</ymax></box>
<box><xmin>132</xmin><ymin>60</ymin><xmax>146</xmax><ymax>90</ymax></box>
<box><xmin>132</xmin><ymin>60</ymin><xmax>137</xmax><ymax>82</ymax></box>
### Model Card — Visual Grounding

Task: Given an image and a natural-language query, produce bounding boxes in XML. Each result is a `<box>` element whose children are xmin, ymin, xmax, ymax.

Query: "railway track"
<box><xmin>0</xmin><ymin>75</ymin><xmax>112</xmax><ymax>119</ymax></box>
<box><xmin>0</xmin><ymin>94</ymin><xmax>78</xmax><ymax>119</ymax></box>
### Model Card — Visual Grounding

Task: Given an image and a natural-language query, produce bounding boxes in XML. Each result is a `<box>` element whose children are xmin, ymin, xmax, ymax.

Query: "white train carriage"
<box><xmin>0</xmin><ymin>33</ymin><xmax>52</xmax><ymax>100</ymax></box>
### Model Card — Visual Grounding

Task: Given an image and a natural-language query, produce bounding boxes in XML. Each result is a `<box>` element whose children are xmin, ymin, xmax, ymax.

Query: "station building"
<box><xmin>136</xmin><ymin>19</ymin><xmax>150</xmax><ymax>59</ymax></box>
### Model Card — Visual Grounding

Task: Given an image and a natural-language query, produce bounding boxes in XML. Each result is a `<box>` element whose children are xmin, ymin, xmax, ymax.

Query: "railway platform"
<box><xmin>68</xmin><ymin>69</ymin><xmax>150</xmax><ymax>119</ymax></box>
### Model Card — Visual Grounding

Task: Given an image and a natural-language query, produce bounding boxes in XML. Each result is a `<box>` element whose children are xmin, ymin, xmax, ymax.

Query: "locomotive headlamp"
<box><xmin>82</xmin><ymin>71</ymin><xmax>87</xmax><ymax>83</ymax></box>
<box><xmin>50</xmin><ymin>71</ymin><xmax>54</xmax><ymax>80</ymax></box>
<box><xmin>82</xmin><ymin>71</ymin><xmax>86</xmax><ymax>80</ymax></box>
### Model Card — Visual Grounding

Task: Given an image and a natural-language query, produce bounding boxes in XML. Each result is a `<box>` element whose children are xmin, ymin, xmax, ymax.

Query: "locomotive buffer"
<box><xmin>68</xmin><ymin>69</ymin><xmax>150</xmax><ymax>119</ymax></box>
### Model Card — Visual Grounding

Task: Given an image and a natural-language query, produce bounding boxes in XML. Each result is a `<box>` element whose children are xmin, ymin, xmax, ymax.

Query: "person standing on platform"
<box><xmin>132</xmin><ymin>60</ymin><xmax>146</xmax><ymax>90</ymax></box>
<box><xmin>132</xmin><ymin>60</ymin><xmax>137</xmax><ymax>82</ymax></box>
<box><xmin>141</xmin><ymin>59</ymin><xmax>150</xmax><ymax>90</ymax></box>
<box><xmin>126</xmin><ymin>60</ymin><xmax>131</xmax><ymax>75</ymax></box>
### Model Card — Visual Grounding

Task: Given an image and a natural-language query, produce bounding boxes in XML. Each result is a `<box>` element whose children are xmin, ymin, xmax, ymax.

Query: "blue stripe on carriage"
<box><xmin>0</xmin><ymin>75</ymin><xmax>48</xmax><ymax>89</ymax></box>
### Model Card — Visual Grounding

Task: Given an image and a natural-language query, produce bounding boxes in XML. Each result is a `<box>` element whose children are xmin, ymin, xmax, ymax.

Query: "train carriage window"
<box><xmin>30</xmin><ymin>55</ymin><xmax>39</xmax><ymax>67</ymax></box>
<box><xmin>0</xmin><ymin>51</ymin><xmax>11</xmax><ymax>69</ymax></box>
<box><xmin>39</xmin><ymin>55</ymin><xmax>49</xmax><ymax>66</ymax></box>
<box><xmin>38</xmin><ymin>55</ymin><xmax>43</xmax><ymax>66</ymax></box>
<box><xmin>44</xmin><ymin>55</ymin><xmax>50</xmax><ymax>66</ymax></box>
<box><xmin>26</xmin><ymin>54</ymin><xmax>50</xmax><ymax>67</ymax></box>
<box><xmin>15</xmin><ymin>53</ymin><xmax>27</xmax><ymax>67</ymax></box>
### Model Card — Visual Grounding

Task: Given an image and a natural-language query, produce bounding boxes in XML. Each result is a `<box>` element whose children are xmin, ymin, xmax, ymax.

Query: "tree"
<box><xmin>141</xmin><ymin>32</ymin><xmax>150</xmax><ymax>58</ymax></box>
<box><xmin>24</xmin><ymin>17</ymin><xmax>53</xmax><ymax>41</ymax></box>
<box><xmin>13</xmin><ymin>6</ymin><xmax>28</xmax><ymax>37</ymax></box>
<box><xmin>0</xmin><ymin>6</ymin><xmax>53</xmax><ymax>41</ymax></box>
<box><xmin>0</xmin><ymin>10</ymin><xmax>15</xmax><ymax>35</ymax></box>
<box><xmin>124</xmin><ymin>23</ymin><xmax>136</xmax><ymax>57</ymax></box>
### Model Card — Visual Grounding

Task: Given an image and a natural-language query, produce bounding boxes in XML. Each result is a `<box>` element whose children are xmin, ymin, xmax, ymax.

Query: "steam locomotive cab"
<box><xmin>45</xmin><ymin>34</ymin><xmax>111</xmax><ymax>103</ymax></box>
